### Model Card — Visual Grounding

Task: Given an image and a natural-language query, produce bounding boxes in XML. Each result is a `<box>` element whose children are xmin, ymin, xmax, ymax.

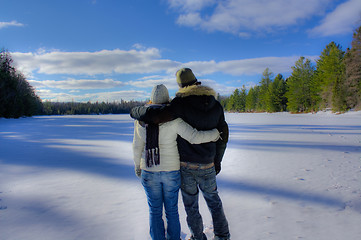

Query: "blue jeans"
<box><xmin>181</xmin><ymin>166</ymin><xmax>230</xmax><ymax>240</ymax></box>
<box><xmin>141</xmin><ymin>170</ymin><xmax>181</xmax><ymax>240</ymax></box>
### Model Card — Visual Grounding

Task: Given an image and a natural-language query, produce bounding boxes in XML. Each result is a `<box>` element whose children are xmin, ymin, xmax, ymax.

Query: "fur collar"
<box><xmin>176</xmin><ymin>85</ymin><xmax>217</xmax><ymax>98</ymax></box>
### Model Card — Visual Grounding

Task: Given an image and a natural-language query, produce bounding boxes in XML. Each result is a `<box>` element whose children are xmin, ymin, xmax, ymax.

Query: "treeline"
<box><xmin>221</xmin><ymin>69</ymin><xmax>288</xmax><ymax>113</ymax></box>
<box><xmin>222</xmin><ymin>26</ymin><xmax>361</xmax><ymax>113</ymax></box>
<box><xmin>41</xmin><ymin>100</ymin><xmax>146</xmax><ymax>115</ymax></box>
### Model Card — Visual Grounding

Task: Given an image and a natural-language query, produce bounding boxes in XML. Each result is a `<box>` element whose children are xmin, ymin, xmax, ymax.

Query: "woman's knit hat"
<box><xmin>150</xmin><ymin>84</ymin><xmax>169</xmax><ymax>104</ymax></box>
<box><xmin>176</xmin><ymin>68</ymin><xmax>198</xmax><ymax>88</ymax></box>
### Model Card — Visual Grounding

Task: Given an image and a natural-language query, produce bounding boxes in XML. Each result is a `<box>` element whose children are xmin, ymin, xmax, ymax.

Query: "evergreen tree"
<box><xmin>226</xmin><ymin>87</ymin><xmax>246</xmax><ymax>112</ymax></box>
<box><xmin>344</xmin><ymin>26</ymin><xmax>361</xmax><ymax>110</ymax></box>
<box><xmin>238</xmin><ymin>85</ymin><xmax>247</xmax><ymax>112</ymax></box>
<box><xmin>257</xmin><ymin>68</ymin><xmax>273</xmax><ymax>111</ymax></box>
<box><xmin>219</xmin><ymin>95</ymin><xmax>229</xmax><ymax>109</ymax></box>
<box><xmin>315</xmin><ymin>42</ymin><xmax>346</xmax><ymax>111</ymax></box>
<box><xmin>225</xmin><ymin>89</ymin><xmax>236</xmax><ymax>111</ymax></box>
<box><xmin>0</xmin><ymin>49</ymin><xmax>42</xmax><ymax>118</ymax></box>
<box><xmin>245</xmin><ymin>86</ymin><xmax>259</xmax><ymax>112</ymax></box>
<box><xmin>286</xmin><ymin>57</ymin><xmax>317</xmax><ymax>112</ymax></box>
<box><xmin>267</xmin><ymin>74</ymin><xmax>287</xmax><ymax>112</ymax></box>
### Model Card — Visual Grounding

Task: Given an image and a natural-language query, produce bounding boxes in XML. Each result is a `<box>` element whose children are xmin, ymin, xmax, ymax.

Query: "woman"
<box><xmin>133</xmin><ymin>84</ymin><xmax>220</xmax><ymax>240</ymax></box>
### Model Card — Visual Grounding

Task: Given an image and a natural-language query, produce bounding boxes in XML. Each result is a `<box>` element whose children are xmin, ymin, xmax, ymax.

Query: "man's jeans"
<box><xmin>141</xmin><ymin>170</ymin><xmax>181</xmax><ymax>240</ymax></box>
<box><xmin>181</xmin><ymin>165</ymin><xmax>230</xmax><ymax>240</ymax></box>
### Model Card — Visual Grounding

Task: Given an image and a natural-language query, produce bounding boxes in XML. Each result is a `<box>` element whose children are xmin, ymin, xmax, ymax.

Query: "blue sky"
<box><xmin>1</xmin><ymin>0</ymin><xmax>361</xmax><ymax>102</ymax></box>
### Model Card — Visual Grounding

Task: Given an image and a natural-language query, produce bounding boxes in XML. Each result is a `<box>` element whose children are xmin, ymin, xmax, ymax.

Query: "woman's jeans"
<box><xmin>181</xmin><ymin>166</ymin><xmax>230</xmax><ymax>240</ymax></box>
<box><xmin>141</xmin><ymin>170</ymin><xmax>181</xmax><ymax>240</ymax></box>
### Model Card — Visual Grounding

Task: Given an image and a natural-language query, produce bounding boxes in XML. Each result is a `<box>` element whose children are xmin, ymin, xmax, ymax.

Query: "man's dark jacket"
<box><xmin>130</xmin><ymin>85</ymin><xmax>229</xmax><ymax>173</ymax></box>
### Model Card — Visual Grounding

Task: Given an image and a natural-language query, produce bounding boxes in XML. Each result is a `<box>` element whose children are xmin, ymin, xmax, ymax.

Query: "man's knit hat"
<box><xmin>150</xmin><ymin>84</ymin><xmax>169</xmax><ymax>104</ymax></box>
<box><xmin>176</xmin><ymin>68</ymin><xmax>198</xmax><ymax>88</ymax></box>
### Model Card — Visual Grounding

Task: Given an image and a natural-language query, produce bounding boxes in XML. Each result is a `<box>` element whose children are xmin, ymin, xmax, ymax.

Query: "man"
<box><xmin>130</xmin><ymin>68</ymin><xmax>230</xmax><ymax>240</ymax></box>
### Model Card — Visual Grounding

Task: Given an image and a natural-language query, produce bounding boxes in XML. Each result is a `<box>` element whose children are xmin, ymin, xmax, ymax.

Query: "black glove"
<box><xmin>215</xmin><ymin>163</ymin><xmax>221</xmax><ymax>175</ymax></box>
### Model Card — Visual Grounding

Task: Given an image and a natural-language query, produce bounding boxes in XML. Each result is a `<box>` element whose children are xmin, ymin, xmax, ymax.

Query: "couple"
<box><xmin>132</xmin><ymin>68</ymin><xmax>230</xmax><ymax>240</ymax></box>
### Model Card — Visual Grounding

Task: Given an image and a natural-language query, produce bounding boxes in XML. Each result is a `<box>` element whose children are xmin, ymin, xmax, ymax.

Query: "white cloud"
<box><xmin>309</xmin><ymin>0</ymin><xmax>361</xmax><ymax>36</ymax></box>
<box><xmin>168</xmin><ymin>0</ymin><xmax>332</xmax><ymax>35</ymax></box>
<box><xmin>177</xmin><ymin>12</ymin><xmax>203</xmax><ymax>27</ymax></box>
<box><xmin>128</xmin><ymin>75</ymin><xmax>179</xmax><ymax>90</ymax></box>
<box><xmin>13</xmin><ymin>48</ymin><xmax>313</xmax><ymax>79</ymax></box>
<box><xmin>29</xmin><ymin>78</ymin><xmax>125</xmax><ymax>90</ymax></box>
<box><xmin>168</xmin><ymin>0</ymin><xmax>217</xmax><ymax>12</ymax></box>
<box><xmin>12</xmin><ymin>48</ymin><xmax>180</xmax><ymax>75</ymax></box>
<box><xmin>184</xmin><ymin>55</ymin><xmax>318</xmax><ymax>76</ymax></box>
<box><xmin>35</xmin><ymin>89</ymin><xmax>74</xmax><ymax>102</ymax></box>
<box><xmin>132</xmin><ymin>43</ymin><xmax>147</xmax><ymax>50</ymax></box>
<box><xmin>36</xmin><ymin>89</ymin><xmax>147</xmax><ymax>102</ymax></box>
<box><xmin>0</xmin><ymin>20</ymin><xmax>24</xmax><ymax>29</ymax></box>
<box><xmin>199</xmin><ymin>78</ymin><xmax>238</xmax><ymax>95</ymax></box>
<box><xmin>12</xmin><ymin>47</ymin><xmax>319</xmax><ymax>100</ymax></box>
<box><xmin>79</xmin><ymin>90</ymin><xmax>148</xmax><ymax>102</ymax></box>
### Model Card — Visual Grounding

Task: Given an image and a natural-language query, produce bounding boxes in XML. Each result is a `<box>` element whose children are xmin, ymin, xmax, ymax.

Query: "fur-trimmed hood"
<box><xmin>175</xmin><ymin>85</ymin><xmax>217</xmax><ymax>98</ymax></box>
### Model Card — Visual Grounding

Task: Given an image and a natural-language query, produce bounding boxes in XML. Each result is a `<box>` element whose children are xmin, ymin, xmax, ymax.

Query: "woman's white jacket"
<box><xmin>133</xmin><ymin>118</ymin><xmax>219</xmax><ymax>172</ymax></box>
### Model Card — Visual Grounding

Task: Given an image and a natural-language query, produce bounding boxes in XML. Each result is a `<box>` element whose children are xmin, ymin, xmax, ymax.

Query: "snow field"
<box><xmin>1</xmin><ymin>112</ymin><xmax>361</xmax><ymax>239</ymax></box>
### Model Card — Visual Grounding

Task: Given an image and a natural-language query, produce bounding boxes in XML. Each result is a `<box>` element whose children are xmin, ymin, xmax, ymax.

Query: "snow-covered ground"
<box><xmin>1</xmin><ymin>112</ymin><xmax>361</xmax><ymax>240</ymax></box>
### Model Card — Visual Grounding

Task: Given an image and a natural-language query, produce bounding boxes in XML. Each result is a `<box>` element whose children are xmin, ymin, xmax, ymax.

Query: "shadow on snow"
<box><xmin>218</xmin><ymin>178</ymin><xmax>346</xmax><ymax>209</ymax></box>
<box><xmin>0</xmin><ymin>115</ymin><xmax>137</xmax><ymax>181</ymax></box>
<box><xmin>0</xmin><ymin>115</ymin><xmax>356</xmax><ymax>212</ymax></box>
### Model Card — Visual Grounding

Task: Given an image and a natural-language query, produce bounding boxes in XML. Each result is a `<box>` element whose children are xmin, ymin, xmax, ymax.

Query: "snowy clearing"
<box><xmin>1</xmin><ymin>112</ymin><xmax>361</xmax><ymax>240</ymax></box>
